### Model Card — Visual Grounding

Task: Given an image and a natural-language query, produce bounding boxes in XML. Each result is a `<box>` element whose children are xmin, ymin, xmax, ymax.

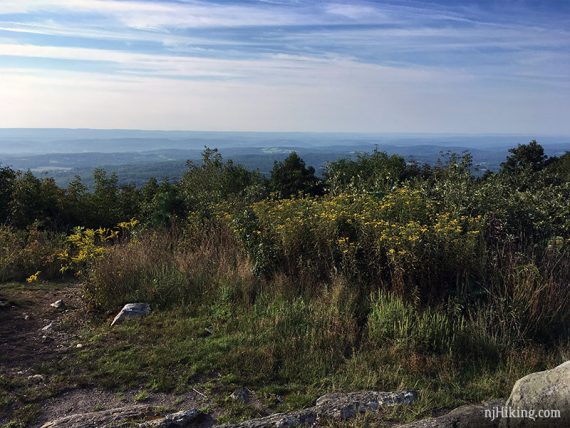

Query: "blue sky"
<box><xmin>0</xmin><ymin>0</ymin><xmax>568</xmax><ymax>133</ymax></box>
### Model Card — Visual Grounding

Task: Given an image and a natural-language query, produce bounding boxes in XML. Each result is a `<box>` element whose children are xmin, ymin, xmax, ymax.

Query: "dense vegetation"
<box><xmin>1</xmin><ymin>141</ymin><xmax>570</xmax><ymax>424</ymax></box>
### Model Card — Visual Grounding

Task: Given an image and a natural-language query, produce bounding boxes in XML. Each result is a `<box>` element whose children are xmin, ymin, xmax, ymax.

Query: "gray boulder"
<box><xmin>111</xmin><ymin>303</ymin><xmax>151</xmax><ymax>326</ymax></box>
<box><xmin>500</xmin><ymin>360</ymin><xmax>570</xmax><ymax>427</ymax></box>
<box><xmin>398</xmin><ymin>400</ymin><xmax>504</xmax><ymax>427</ymax></box>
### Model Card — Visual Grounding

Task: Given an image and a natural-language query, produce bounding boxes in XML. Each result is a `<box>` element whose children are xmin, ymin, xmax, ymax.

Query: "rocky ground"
<box><xmin>1</xmin><ymin>282</ymin><xmax>568</xmax><ymax>427</ymax></box>
<box><xmin>0</xmin><ymin>283</ymin><xmax>204</xmax><ymax>427</ymax></box>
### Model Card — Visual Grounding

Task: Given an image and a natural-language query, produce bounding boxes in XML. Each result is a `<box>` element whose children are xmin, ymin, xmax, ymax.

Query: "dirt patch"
<box><xmin>0</xmin><ymin>282</ymin><xmax>85</xmax><ymax>373</ymax></box>
<box><xmin>0</xmin><ymin>283</ymin><xmax>206</xmax><ymax>427</ymax></box>
<box><xmin>39</xmin><ymin>387</ymin><xmax>206</xmax><ymax>426</ymax></box>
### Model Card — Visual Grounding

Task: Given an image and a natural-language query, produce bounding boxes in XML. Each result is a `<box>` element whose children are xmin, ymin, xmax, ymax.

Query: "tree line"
<box><xmin>0</xmin><ymin>140</ymin><xmax>568</xmax><ymax>230</ymax></box>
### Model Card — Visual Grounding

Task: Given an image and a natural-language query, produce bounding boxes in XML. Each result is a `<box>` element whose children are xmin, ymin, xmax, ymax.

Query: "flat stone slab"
<box><xmin>141</xmin><ymin>408</ymin><xmax>211</xmax><ymax>427</ymax></box>
<box><xmin>40</xmin><ymin>405</ymin><xmax>156</xmax><ymax>428</ymax></box>
<box><xmin>218</xmin><ymin>390</ymin><xmax>417</xmax><ymax>427</ymax></box>
<box><xmin>41</xmin><ymin>406</ymin><xmax>207</xmax><ymax>428</ymax></box>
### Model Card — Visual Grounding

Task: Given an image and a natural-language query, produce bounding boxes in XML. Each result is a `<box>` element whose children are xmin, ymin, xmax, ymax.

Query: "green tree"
<box><xmin>325</xmin><ymin>149</ymin><xmax>408</xmax><ymax>195</ymax></box>
<box><xmin>118</xmin><ymin>183</ymin><xmax>141</xmax><ymax>221</ymax></box>
<box><xmin>180</xmin><ymin>147</ymin><xmax>265</xmax><ymax>216</ymax></box>
<box><xmin>0</xmin><ymin>165</ymin><xmax>16</xmax><ymax>224</ymax></box>
<box><xmin>501</xmin><ymin>140</ymin><xmax>548</xmax><ymax>174</ymax></box>
<box><xmin>140</xmin><ymin>179</ymin><xmax>184</xmax><ymax>227</ymax></box>
<box><xmin>141</xmin><ymin>177</ymin><xmax>160</xmax><ymax>204</ymax></box>
<box><xmin>270</xmin><ymin>152</ymin><xmax>322</xmax><ymax>198</ymax></box>
<box><xmin>9</xmin><ymin>172</ymin><xmax>64</xmax><ymax>228</ymax></box>
<box><xmin>90</xmin><ymin>168</ymin><xmax>121</xmax><ymax>227</ymax></box>
<box><xmin>63</xmin><ymin>176</ymin><xmax>89</xmax><ymax>226</ymax></box>
<box><xmin>548</xmin><ymin>152</ymin><xmax>570</xmax><ymax>180</ymax></box>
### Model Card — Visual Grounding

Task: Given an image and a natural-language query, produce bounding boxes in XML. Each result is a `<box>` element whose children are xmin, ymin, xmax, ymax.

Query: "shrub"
<box><xmin>0</xmin><ymin>224</ymin><xmax>64</xmax><ymax>282</ymax></box>
<box><xmin>324</xmin><ymin>149</ymin><xmax>408</xmax><ymax>195</ymax></box>
<box><xmin>231</xmin><ymin>188</ymin><xmax>484</xmax><ymax>301</ymax></box>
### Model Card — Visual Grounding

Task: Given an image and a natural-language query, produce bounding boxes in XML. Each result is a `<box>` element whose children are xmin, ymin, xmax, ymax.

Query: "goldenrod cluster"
<box><xmin>228</xmin><ymin>187</ymin><xmax>483</xmax><ymax>276</ymax></box>
<box><xmin>57</xmin><ymin>218</ymin><xmax>139</xmax><ymax>277</ymax></box>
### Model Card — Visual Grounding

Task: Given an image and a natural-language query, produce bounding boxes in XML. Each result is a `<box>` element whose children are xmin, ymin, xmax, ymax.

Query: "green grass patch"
<box><xmin>46</xmin><ymin>299</ymin><xmax>569</xmax><ymax>425</ymax></box>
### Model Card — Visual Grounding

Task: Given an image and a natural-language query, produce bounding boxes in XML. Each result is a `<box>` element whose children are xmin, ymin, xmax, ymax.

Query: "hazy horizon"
<box><xmin>1</xmin><ymin>128</ymin><xmax>569</xmax><ymax>154</ymax></box>
<box><xmin>2</xmin><ymin>128</ymin><xmax>570</xmax><ymax>137</ymax></box>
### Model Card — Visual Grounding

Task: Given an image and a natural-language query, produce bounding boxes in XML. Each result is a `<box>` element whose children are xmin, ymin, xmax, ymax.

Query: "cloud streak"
<box><xmin>0</xmin><ymin>0</ymin><xmax>568</xmax><ymax>133</ymax></box>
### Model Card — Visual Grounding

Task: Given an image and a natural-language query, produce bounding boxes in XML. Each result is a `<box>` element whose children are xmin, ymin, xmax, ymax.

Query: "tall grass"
<box><xmin>480</xmin><ymin>245</ymin><xmax>570</xmax><ymax>343</ymax></box>
<box><xmin>84</xmin><ymin>222</ymin><xmax>255</xmax><ymax>311</ymax></box>
<box><xmin>83</xmin><ymin>218</ymin><xmax>570</xmax><ymax>348</ymax></box>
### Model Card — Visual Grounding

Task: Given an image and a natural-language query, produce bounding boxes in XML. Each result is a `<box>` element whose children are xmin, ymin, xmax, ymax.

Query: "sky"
<box><xmin>0</xmin><ymin>0</ymin><xmax>568</xmax><ymax>133</ymax></box>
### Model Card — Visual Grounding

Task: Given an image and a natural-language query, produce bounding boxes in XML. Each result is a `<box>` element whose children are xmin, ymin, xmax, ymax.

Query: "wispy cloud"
<box><xmin>0</xmin><ymin>0</ymin><xmax>568</xmax><ymax>133</ymax></box>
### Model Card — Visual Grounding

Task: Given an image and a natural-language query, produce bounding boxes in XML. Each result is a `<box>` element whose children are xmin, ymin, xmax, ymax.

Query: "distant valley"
<box><xmin>1</xmin><ymin>129</ymin><xmax>569</xmax><ymax>186</ymax></box>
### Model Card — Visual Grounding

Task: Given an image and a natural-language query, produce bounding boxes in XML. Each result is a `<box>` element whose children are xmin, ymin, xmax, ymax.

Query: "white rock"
<box><xmin>110</xmin><ymin>303</ymin><xmax>151</xmax><ymax>327</ymax></box>
<box><xmin>41</xmin><ymin>322</ymin><xmax>53</xmax><ymax>331</ymax></box>
<box><xmin>50</xmin><ymin>299</ymin><xmax>65</xmax><ymax>309</ymax></box>
<box><xmin>28</xmin><ymin>374</ymin><xmax>45</xmax><ymax>383</ymax></box>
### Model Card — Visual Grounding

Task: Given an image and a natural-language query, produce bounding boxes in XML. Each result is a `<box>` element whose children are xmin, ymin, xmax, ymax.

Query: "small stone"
<box><xmin>230</xmin><ymin>387</ymin><xmax>251</xmax><ymax>403</ymax></box>
<box><xmin>24</xmin><ymin>314</ymin><xmax>30</xmax><ymax>320</ymax></box>
<box><xmin>50</xmin><ymin>300</ymin><xmax>65</xmax><ymax>309</ymax></box>
<box><xmin>110</xmin><ymin>303</ymin><xmax>151</xmax><ymax>327</ymax></box>
<box><xmin>198</xmin><ymin>327</ymin><xmax>213</xmax><ymax>338</ymax></box>
<box><xmin>28</xmin><ymin>374</ymin><xmax>45</xmax><ymax>383</ymax></box>
<box><xmin>41</xmin><ymin>322</ymin><xmax>54</xmax><ymax>331</ymax></box>
<box><xmin>76</xmin><ymin>343</ymin><xmax>83</xmax><ymax>348</ymax></box>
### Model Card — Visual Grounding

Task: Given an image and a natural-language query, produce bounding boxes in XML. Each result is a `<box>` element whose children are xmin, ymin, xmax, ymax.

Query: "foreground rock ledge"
<box><xmin>38</xmin><ymin>360</ymin><xmax>570</xmax><ymax>427</ymax></box>
<box><xmin>39</xmin><ymin>390</ymin><xmax>416</xmax><ymax>428</ymax></box>
<box><xmin>219</xmin><ymin>390</ymin><xmax>418</xmax><ymax>428</ymax></box>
